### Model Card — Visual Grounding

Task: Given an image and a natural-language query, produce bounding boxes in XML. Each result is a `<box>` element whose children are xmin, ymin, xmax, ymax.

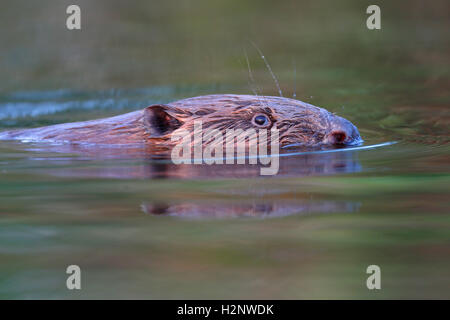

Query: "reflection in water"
<box><xmin>141</xmin><ymin>200</ymin><xmax>360</xmax><ymax>219</ymax></box>
<box><xmin>1</xmin><ymin>140</ymin><xmax>363</xmax><ymax>219</ymax></box>
<box><xmin>29</xmin><ymin>147</ymin><xmax>361</xmax><ymax>179</ymax></box>
<box><xmin>146</xmin><ymin>150</ymin><xmax>361</xmax><ymax>179</ymax></box>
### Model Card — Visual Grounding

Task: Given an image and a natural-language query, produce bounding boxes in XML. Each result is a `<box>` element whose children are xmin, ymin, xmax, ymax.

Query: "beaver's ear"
<box><xmin>143</xmin><ymin>105</ymin><xmax>183</xmax><ymax>137</ymax></box>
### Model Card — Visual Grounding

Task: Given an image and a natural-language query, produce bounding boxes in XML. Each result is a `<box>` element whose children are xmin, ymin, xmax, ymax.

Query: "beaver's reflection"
<box><xmin>143</xmin><ymin>150</ymin><xmax>361</xmax><ymax>179</ymax></box>
<box><xmin>141</xmin><ymin>200</ymin><xmax>360</xmax><ymax>219</ymax></box>
<box><xmin>30</xmin><ymin>144</ymin><xmax>361</xmax><ymax>179</ymax></box>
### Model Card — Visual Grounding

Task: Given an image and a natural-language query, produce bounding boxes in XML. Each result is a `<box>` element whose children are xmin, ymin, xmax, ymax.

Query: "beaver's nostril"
<box><xmin>330</xmin><ymin>131</ymin><xmax>347</xmax><ymax>144</ymax></box>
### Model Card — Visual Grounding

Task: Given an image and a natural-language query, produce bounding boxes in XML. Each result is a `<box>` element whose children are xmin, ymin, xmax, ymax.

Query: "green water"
<box><xmin>0</xmin><ymin>0</ymin><xmax>449</xmax><ymax>299</ymax></box>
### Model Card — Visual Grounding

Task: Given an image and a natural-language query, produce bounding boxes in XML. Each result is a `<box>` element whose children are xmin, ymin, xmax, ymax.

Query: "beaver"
<box><xmin>0</xmin><ymin>94</ymin><xmax>362</xmax><ymax>148</ymax></box>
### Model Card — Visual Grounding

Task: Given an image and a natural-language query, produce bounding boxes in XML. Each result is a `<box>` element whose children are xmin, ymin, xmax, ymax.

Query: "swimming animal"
<box><xmin>0</xmin><ymin>94</ymin><xmax>362</xmax><ymax>148</ymax></box>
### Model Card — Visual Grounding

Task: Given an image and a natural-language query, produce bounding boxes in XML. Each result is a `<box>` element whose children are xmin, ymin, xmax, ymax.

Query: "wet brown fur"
<box><xmin>0</xmin><ymin>94</ymin><xmax>361</xmax><ymax>148</ymax></box>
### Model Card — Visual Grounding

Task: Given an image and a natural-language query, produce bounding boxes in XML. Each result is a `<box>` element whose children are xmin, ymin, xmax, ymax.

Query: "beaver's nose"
<box><xmin>324</xmin><ymin>117</ymin><xmax>362</xmax><ymax>146</ymax></box>
<box><xmin>328</xmin><ymin>130</ymin><xmax>348</xmax><ymax>144</ymax></box>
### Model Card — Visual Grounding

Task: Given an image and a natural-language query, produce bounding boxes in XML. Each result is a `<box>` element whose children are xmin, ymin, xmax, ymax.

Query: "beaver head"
<box><xmin>144</xmin><ymin>94</ymin><xmax>362</xmax><ymax>147</ymax></box>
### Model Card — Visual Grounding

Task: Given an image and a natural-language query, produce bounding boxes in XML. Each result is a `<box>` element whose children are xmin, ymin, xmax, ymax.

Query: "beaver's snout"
<box><xmin>324</xmin><ymin>117</ymin><xmax>362</xmax><ymax>146</ymax></box>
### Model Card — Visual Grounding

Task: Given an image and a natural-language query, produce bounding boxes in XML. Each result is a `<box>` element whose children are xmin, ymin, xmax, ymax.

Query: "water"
<box><xmin>0</xmin><ymin>0</ymin><xmax>449</xmax><ymax>299</ymax></box>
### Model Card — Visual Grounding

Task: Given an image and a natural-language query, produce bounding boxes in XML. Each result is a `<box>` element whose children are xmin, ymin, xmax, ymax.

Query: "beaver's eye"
<box><xmin>252</xmin><ymin>114</ymin><xmax>270</xmax><ymax>127</ymax></box>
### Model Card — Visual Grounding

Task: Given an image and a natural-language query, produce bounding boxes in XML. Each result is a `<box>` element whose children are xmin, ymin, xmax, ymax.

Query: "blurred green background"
<box><xmin>0</xmin><ymin>0</ymin><xmax>449</xmax><ymax>299</ymax></box>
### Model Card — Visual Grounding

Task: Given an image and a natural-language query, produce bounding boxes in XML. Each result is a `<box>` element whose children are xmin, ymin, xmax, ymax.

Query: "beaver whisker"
<box><xmin>244</xmin><ymin>48</ymin><xmax>274</xmax><ymax>115</ymax></box>
<box><xmin>244</xmin><ymin>48</ymin><xmax>261</xmax><ymax>98</ymax></box>
<box><xmin>251</xmin><ymin>41</ymin><xmax>283</xmax><ymax>97</ymax></box>
<box><xmin>292</xmin><ymin>58</ymin><xmax>297</xmax><ymax>99</ymax></box>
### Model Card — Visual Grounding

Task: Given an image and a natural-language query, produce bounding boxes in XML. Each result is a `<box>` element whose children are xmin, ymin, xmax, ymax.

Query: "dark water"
<box><xmin>0</xmin><ymin>0</ymin><xmax>449</xmax><ymax>299</ymax></box>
